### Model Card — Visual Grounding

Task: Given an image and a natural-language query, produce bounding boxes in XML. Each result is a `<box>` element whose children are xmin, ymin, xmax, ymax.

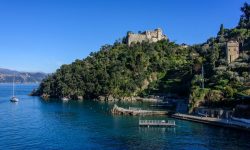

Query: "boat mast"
<box><xmin>12</xmin><ymin>74</ymin><xmax>15</xmax><ymax>97</ymax></box>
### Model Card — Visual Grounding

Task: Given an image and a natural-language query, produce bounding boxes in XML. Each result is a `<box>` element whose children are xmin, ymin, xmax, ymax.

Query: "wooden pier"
<box><xmin>139</xmin><ymin>120</ymin><xmax>176</xmax><ymax>127</ymax></box>
<box><xmin>111</xmin><ymin>104</ymin><xmax>169</xmax><ymax>116</ymax></box>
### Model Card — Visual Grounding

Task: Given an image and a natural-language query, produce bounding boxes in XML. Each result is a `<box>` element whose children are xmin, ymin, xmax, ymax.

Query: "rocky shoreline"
<box><xmin>97</xmin><ymin>95</ymin><xmax>163</xmax><ymax>103</ymax></box>
<box><xmin>33</xmin><ymin>92</ymin><xmax>164</xmax><ymax>103</ymax></box>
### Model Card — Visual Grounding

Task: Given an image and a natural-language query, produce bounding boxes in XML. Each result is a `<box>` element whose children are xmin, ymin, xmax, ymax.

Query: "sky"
<box><xmin>0</xmin><ymin>0</ymin><xmax>248</xmax><ymax>73</ymax></box>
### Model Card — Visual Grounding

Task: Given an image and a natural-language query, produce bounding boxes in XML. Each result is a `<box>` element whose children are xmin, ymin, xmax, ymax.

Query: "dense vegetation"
<box><xmin>34</xmin><ymin>3</ymin><xmax>250</xmax><ymax>112</ymax></box>
<box><xmin>35</xmin><ymin>40</ymin><xmax>192</xmax><ymax>100</ymax></box>
<box><xmin>188</xmin><ymin>2</ymin><xmax>250</xmax><ymax>112</ymax></box>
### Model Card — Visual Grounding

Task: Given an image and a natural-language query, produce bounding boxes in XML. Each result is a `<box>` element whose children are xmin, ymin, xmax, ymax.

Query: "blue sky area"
<box><xmin>0</xmin><ymin>0</ymin><xmax>248</xmax><ymax>73</ymax></box>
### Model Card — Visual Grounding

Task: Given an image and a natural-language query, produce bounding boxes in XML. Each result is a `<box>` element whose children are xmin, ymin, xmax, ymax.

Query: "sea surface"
<box><xmin>0</xmin><ymin>84</ymin><xmax>249</xmax><ymax>150</ymax></box>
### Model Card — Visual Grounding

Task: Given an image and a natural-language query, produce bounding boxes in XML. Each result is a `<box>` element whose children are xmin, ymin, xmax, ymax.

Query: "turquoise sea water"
<box><xmin>0</xmin><ymin>84</ymin><xmax>249</xmax><ymax>150</ymax></box>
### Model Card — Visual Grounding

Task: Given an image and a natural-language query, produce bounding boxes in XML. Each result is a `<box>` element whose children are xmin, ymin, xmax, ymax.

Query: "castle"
<box><xmin>226</xmin><ymin>41</ymin><xmax>239</xmax><ymax>64</ymax></box>
<box><xmin>126</xmin><ymin>28</ymin><xmax>167</xmax><ymax>46</ymax></box>
<box><xmin>126</xmin><ymin>28</ymin><xmax>240</xmax><ymax>64</ymax></box>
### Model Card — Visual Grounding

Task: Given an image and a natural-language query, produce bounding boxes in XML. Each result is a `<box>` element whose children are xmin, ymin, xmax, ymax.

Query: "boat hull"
<box><xmin>10</xmin><ymin>97</ymin><xmax>19</xmax><ymax>102</ymax></box>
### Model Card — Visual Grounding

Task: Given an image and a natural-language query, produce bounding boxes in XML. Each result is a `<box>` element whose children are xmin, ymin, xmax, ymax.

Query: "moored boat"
<box><xmin>10</xmin><ymin>96</ymin><xmax>19</xmax><ymax>102</ymax></box>
<box><xmin>10</xmin><ymin>74</ymin><xmax>19</xmax><ymax>103</ymax></box>
<box><xmin>62</xmin><ymin>97</ymin><xmax>69</xmax><ymax>101</ymax></box>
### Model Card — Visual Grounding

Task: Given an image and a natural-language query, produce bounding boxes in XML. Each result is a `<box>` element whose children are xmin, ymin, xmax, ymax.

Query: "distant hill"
<box><xmin>0</xmin><ymin>68</ymin><xmax>47</xmax><ymax>83</ymax></box>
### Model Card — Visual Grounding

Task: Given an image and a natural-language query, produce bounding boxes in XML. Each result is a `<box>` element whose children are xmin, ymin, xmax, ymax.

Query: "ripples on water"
<box><xmin>0</xmin><ymin>84</ymin><xmax>249</xmax><ymax>150</ymax></box>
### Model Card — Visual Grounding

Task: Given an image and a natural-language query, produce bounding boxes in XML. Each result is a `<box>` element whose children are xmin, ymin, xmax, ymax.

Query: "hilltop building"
<box><xmin>180</xmin><ymin>43</ymin><xmax>189</xmax><ymax>49</ymax></box>
<box><xmin>226</xmin><ymin>41</ymin><xmax>239</xmax><ymax>64</ymax></box>
<box><xmin>126</xmin><ymin>28</ymin><xmax>167</xmax><ymax>46</ymax></box>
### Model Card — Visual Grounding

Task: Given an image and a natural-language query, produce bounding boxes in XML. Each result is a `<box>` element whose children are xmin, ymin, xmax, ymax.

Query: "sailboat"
<box><xmin>10</xmin><ymin>74</ymin><xmax>19</xmax><ymax>102</ymax></box>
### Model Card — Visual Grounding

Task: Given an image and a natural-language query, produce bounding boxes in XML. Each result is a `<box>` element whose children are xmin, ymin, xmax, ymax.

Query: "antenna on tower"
<box><xmin>201</xmin><ymin>64</ymin><xmax>204</xmax><ymax>89</ymax></box>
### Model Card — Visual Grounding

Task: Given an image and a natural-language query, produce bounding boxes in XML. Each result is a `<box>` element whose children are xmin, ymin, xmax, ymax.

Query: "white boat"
<box><xmin>62</xmin><ymin>97</ymin><xmax>69</xmax><ymax>101</ymax></box>
<box><xmin>10</xmin><ymin>75</ymin><xmax>19</xmax><ymax>102</ymax></box>
<box><xmin>10</xmin><ymin>96</ymin><xmax>19</xmax><ymax>102</ymax></box>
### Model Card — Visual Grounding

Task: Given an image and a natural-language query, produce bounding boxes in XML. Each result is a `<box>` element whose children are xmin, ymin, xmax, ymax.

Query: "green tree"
<box><xmin>224</xmin><ymin>86</ymin><xmax>234</xmax><ymax>98</ymax></box>
<box><xmin>218</xmin><ymin>24</ymin><xmax>225</xmax><ymax>36</ymax></box>
<box><xmin>239</xmin><ymin>2</ymin><xmax>250</xmax><ymax>31</ymax></box>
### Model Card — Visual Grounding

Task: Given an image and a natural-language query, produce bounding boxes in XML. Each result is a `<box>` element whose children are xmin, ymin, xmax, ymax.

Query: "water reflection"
<box><xmin>139</xmin><ymin>126</ymin><xmax>176</xmax><ymax>134</ymax></box>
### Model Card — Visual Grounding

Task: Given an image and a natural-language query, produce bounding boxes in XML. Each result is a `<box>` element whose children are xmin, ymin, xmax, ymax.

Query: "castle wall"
<box><xmin>127</xmin><ymin>28</ymin><xmax>167</xmax><ymax>46</ymax></box>
<box><xmin>127</xmin><ymin>34</ymin><xmax>148</xmax><ymax>46</ymax></box>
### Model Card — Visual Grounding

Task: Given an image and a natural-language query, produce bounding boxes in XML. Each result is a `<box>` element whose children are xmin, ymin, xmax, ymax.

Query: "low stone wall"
<box><xmin>231</xmin><ymin>116</ymin><xmax>250</xmax><ymax>124</ymax></box>
<box><xmin>111</xmin><ymin>104</ymin><xmax>169</xmax><ymax>116</ymax></box>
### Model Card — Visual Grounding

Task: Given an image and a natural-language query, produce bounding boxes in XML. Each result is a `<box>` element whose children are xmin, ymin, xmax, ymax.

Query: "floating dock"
<box><xmin>139</xmin><ymin>120</ymin><xmax>176</xmax><ymax>127</ymax></box>
<box><xmin>111</xmin><ymin>104</ymin><xmax>169</xmax><ymax>116</ymax></box>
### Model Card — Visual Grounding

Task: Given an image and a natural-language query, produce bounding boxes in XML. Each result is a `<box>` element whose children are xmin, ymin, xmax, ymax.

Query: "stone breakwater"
<box><xmin>172</xmin><ymin>113</ymin><xmax>250</xmax><ymax>131</ymax></box>
<box><xmin>111</xmin><ymin>104</ymin><xmax>169</xmax><ymax>116</ymax></box>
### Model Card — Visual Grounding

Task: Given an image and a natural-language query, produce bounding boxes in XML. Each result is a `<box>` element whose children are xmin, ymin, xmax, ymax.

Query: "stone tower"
<box><xmin>127</xmin><ymin>28</ymin><xmax>167</xmax><ymax>46</ymax></box>
<box><xmin>226</xmin><ymin>41</ymin><xmax>239</xmax><ymax>64</ymax></box>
